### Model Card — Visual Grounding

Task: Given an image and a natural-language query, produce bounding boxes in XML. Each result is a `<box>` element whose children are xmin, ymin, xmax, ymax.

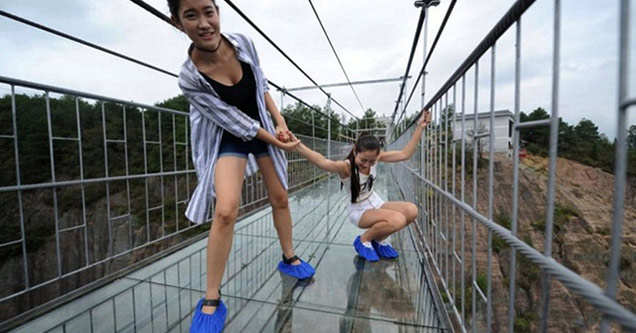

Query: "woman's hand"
<box><xmin>418</xmin><ymin>110</ymin><xmax>432</xmax><ymax>129</ymax></box>
<box><xmin>276</xmin><ymin>124</ymin><xmax>291</xmax><ymax>143</ymax></box>
<box><xmin>256</xmin><ymin>127</ymin><xmax>297</xmax><ymax>152</ymax></box>
<box><xmin>288</xmin><ymin>132</ymin><xmax>302</xmax><ymax>151</ymax></box>
<box><xmin>273</xmin><ymin>136</ymin><xmax>300</xmax><ymax>152</ymax></box>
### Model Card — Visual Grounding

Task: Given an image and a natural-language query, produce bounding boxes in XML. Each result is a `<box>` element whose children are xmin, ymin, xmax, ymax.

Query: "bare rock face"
<box><xmin>0</xmin><ymin>178</ymin><xmax>195</xmax><ymax>323</ymax></box>
<box><xmin>447</xmin><ymin>154</ymin><xmax>636</xmax><ymax>332</ymax></box>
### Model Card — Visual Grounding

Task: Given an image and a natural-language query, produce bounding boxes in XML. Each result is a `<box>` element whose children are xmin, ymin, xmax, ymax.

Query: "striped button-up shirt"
<box><xmin>179</xmin><ymin>32</ymin><xmax>288</xmax><ymax>224</ymax></box>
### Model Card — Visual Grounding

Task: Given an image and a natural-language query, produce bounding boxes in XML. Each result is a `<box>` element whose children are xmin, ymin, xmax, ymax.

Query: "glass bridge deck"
<box><xmin>14</xmin><ymin>167</ymin><xmax>448</xmax><ymax>333</ymax></box>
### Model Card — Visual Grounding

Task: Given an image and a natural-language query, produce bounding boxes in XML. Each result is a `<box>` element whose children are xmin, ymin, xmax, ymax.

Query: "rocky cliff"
<box><xmin>452</xmin><ymin>154</ymin><xmax>636</xmax><ymax>332</ymax></box>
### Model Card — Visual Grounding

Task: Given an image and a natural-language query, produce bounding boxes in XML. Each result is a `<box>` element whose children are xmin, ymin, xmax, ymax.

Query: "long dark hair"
<box><xmin>343</xmin><ymin>134</ymin><xmax>380</xmax><ymax>203</ymax></box>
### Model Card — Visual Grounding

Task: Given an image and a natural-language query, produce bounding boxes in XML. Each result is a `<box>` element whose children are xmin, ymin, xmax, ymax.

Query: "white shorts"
<box><xmin>347</xmin><ymin>192</ymin><xmax>385</xmax><ymax>227</ymax></box>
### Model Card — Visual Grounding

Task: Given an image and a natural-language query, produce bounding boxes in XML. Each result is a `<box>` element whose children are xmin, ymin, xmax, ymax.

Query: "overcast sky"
<box><xmin>0</xmin><ymin>0</ymin><xmax>634</xmax><ymax>138</ymax></box>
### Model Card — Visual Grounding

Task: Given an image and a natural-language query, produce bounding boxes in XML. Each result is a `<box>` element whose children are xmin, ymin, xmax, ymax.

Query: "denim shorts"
<box><xmin>218</xmin><ymin>135</ymin><xmax>269</xmax><ymax>159</ymax></box>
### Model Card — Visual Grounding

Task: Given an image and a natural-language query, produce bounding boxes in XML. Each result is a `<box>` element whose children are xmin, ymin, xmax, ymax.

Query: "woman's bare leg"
<box><xmin>203</xmin><ymin>156</ymin><xmax>247</xmax><ymax>314</ymax></box>
<box><xmin>256</xmin><ymin>156</ymin><xmax>300</xmax><ymax>264</ymax></box>
<box><xmin>379</xmin><ymin>201</ymin><xmax>418</xmax><ymax>223</ymax></box>
<box><xmin>374</xmin><ymin>201</ymin><xmax>418</xmax><ymax>241</ymax></box>
<box><xmin>356</xmin><ymin>209</ymin><xmax>407</xmax><ymax>243</ymax></box>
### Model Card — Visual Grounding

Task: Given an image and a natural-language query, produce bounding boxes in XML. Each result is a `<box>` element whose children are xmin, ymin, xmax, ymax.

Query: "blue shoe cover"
<box><xmin>372</xmin><ymin>240</ymin><xmax>399</xmax><ymax>259</ymax></box>
<box><xmin>190</xmin><ymin>298</ymin><xmax>227</xmax><ymax>333</ymax></box>
<box><xmin>278</xmin><ymin>258</ymin><xmax>315</xmax><ymax>279</ymax></box>
<box><xmin>353</xmin><ymin>236</ymin><xmax>379</xmax><ymax>262</ymax></box>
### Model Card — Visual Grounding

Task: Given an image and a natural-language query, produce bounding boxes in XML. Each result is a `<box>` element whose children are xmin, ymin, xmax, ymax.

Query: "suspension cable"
<box><xmin>396</xmin><ymin>0</ymin><xmax>457</xmax><ymax>125</ymax></box>
<box><xmin>0</xmin><ymin>10</ymin><xmax>178</xmax><ymax>78</ymax></box>
<box><xmin>128</xmin><ymin>0</ymin><xmax>175</xmax><ymax>26</ymax></box>
<box><xmin>126</xmin><ymin>0</ymin><xmax>360</xmax><ymax>121</ymax></box>
<box><xmin>0</xmin><ymin>9</ymin><xmax>352</xmax><ymax>128</ymax></box>
<box><xmin>269</xmin><ymin>81</ymin><xmax>355</xmax><ymax>131</ymax></box>
<box><xmin>221</xmin><ymin>0</ymin><xmax>359</xmax><ymax>120</ymax></box>
<box><xmin>389</xmin><ymin>8</ymin><xmax>427</xmax><ymax>126</ymax></box>
<box><xmin>307</xmin><ymin>0</ymin><xmax>366</xmax><ymax>114</ymax></box>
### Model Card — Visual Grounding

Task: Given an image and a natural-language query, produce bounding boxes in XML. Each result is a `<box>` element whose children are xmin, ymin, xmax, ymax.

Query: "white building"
<box><xmin>452</xmin><ymin>110</ymin><xmax>514</xmax><ymax>152</ymax></box>
<box><xmin>352</xmin><ymin>114</ymin><xmax>390</xmax><ymax>144</ymax></box>
<box><xmin>376</xmin><ymin>114</ymin><xmax>392</xmax><ymax>128</ymax></box>
<box><xmin>374</xmin><ymin>114</ymin><xmax>391</xmax><ymax>144</ymax></box>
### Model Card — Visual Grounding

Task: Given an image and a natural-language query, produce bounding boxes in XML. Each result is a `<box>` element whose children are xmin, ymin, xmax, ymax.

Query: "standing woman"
<box><xmin>168</xmin><ymin>0</ymin><xmax>315</xmax><ymax>331</ymax></box>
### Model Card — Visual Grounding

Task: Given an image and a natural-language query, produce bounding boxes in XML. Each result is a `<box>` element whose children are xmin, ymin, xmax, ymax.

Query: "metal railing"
<box><xmin>19</xmin><ymin>177</ymin><xmax>349</xmax><ymax>333</ymax></box>
<box><xmin>0</xmin><ymin>76</ymin><xmax>351</xmax><ymax>328</ymax></box>
<box><xmin>388</xmin><ymin>0</ymin><xmax>636</xmax><ymax>332</ymax></box>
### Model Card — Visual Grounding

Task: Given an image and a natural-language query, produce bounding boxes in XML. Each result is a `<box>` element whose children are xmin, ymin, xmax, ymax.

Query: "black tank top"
<box><xmin>201</xmin><ymin>60</ymin><xmax>262</xmax><ymax>143</ymax></box>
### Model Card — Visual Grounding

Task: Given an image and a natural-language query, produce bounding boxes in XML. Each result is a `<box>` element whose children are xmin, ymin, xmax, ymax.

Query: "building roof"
<box><xmin>453</xmin><ymin>109</ymin><xmax>513</xmax><ymax>121</ymax></box>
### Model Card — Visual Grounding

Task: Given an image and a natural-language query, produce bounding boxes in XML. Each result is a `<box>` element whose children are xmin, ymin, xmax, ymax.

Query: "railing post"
<box><xmin>422</xmin><ymin>6</ymin><xmax>428</xmax><ymax>111</ymax></box>
<box><xmin>327</xmin><ymin>94</ymin><xmax>332</xmax><ymax>161</ymax></box>
<box><xmin>601</xmin><ymin>1</ymin><xmax>632</xmax><ymax>331</ymax></box>
<box><xmin>326</xmin><ymin>94</ymin><xmax>332</xmax><ymax>225</ymax></box>
<box><xmin>280</xmin><ymin>86</ymin><xmax>285</xmax><ymax>110</ymax></box>
<box><xmin>312</xmin><ymin>108</ymin><xmax>316</xmax><ymax>184</ymax></box>
<box><xmin>508</xmin><ymin>18</ymin><xmax>522</xmax><ymax>333</ymax></box>
<box><xmin>471</xmin><ymin>61</ymin><xmax>479</xmax><ymax>333</ymax></box>
<box><xmin>540</xmin><ymin>1</ymin><xmax>561</xmax><ymax>331</ymax></box>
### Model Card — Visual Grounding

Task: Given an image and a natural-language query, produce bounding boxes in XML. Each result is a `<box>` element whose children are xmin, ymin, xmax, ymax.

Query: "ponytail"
<box><xmin>343</xmin><ymin>148</ymin><xmax>361</xmax><ymax>203</ymax></box>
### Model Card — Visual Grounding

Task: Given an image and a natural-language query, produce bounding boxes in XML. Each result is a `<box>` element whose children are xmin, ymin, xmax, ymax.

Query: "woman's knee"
<box><xmin>214</xmin><ymin>204</ymin><xmax>239</xmax><ymax>226</ymax></box>
<box><xmin>406</xmin><ymin>203</ymin><xmax>418</xmax><ymax>221</ymax></box>
<box><xmin>389</xmin><ymin>212</ymin><xmax>407</xmax><ymax>231</ymax></box>
<box><xmin>268</xmin><ymin>189</ymin><xmax>289</xmax><ymax>209</ymax></box>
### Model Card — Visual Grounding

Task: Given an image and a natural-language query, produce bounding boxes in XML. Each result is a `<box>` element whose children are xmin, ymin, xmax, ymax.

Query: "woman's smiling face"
<box><xmin>175</xmin><ymin>0</ymin><xmax>222</xmax><ymax>51</ymax></box>
<box><xmin>354</xmin><ymin>149</ymin><xmax>379</xmax><ymax>171</ymax></box>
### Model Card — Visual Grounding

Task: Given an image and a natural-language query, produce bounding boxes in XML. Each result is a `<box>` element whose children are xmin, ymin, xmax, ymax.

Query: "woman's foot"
<box><xmin>353</xmin><ymin>235</ymin><xmax>379</xmax><ymax>262</ymax></box>
<box><xmin>286</xmin><ymin>256</ymin><xmax>301</xmax><ymax>265</ymax></box>
<box><xmin>372</xmin><ymin>239</ymin><xmax>399</xmax><ymax>259</ymax></box>
<box><xmin>201</xmin><ymin>304</ymin><xmax>217</xmax><ymax>314</ymax></box>
<box><xmin>190</xmin><ymin>296</ymin><xmax>227</xmax><ymax>333</ymax></box>
<box><xmin>201</xmin><ymin>291</ymin><xmax>220</xmax><ymax>314</ymax></box>
<box><xmin>278</xmin><ymin>254</ymin><xmax>316</xmax><ymax>279</ymax></box>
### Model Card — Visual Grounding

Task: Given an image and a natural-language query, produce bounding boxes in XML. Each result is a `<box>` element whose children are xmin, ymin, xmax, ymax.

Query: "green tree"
<box><xmin>360</xmin><ymin>109</ymin><xmax>377</xmax><ymax>131</ymax></box>
<box><xmin>347</xmin><ymin>108</ymin><xmax>382</xmax><ymax>133</ymax></box>
<box><xmin>569</xmin><ymin>118</ymin><xmax>601</xmax><ymax>165</ymax></box>
<box><xmin>281</xmin><ymin>102</ymin><xmax>318</xmax><ymax>138</ymax></box>
<box><xmin>280</xmin><ymin>102</ymin><xmax>347</xmax><ymax>140</ymax></box>
<box><xmin>520</xmin><ymin>107</ymin><xmax>550</xmax><ymax>155</ymax></box>
<box><xmin>323</xmin><ymin>108</ymin><xmax>343</xmax><ymax>141</ymax></box>
<box><xmin>155</xmin><ymin>95</ymin><xmax>189</xmax><ymax>112</ymax></box>
<box><xmin>440</xmin><ymin>104</ymin><xmax>455</xmax><ymax>144</ymax></box>
<box><xmin>628</xmin><ymin>125</ymin><xmax>636</xmax><ymax>151</ymax></box>
<box><xmin>392</xmin><ymin>113</ymin><xmax>417</xmax><ymax>139</ymax></box>
<box><xmin>574</xmin><ymin>118</ymin><xmax>600</xmax><ymax>142</ymax></box>
<box><xmin>557</xmin><ymin>120</ymin><xmax>576</xmax><ymax>155</ymax></box>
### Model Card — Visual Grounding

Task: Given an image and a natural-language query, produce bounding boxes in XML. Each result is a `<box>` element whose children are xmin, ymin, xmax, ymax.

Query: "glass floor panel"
<box><xmin>14</xmin><ymin>167</ymin><xmax>448</xmax><ymax>333</ymax></box>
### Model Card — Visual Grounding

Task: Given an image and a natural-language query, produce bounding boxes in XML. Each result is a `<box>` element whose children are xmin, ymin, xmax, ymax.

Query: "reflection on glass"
<box><xmin>275</xmin><ymin>272</ymin><xmax>315</xmax><ymax>332</ymax></box>
<box><xmin>340</xmin><ymin>256</ymin><xmax>415</xmax><ymax>332</ymax></box>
